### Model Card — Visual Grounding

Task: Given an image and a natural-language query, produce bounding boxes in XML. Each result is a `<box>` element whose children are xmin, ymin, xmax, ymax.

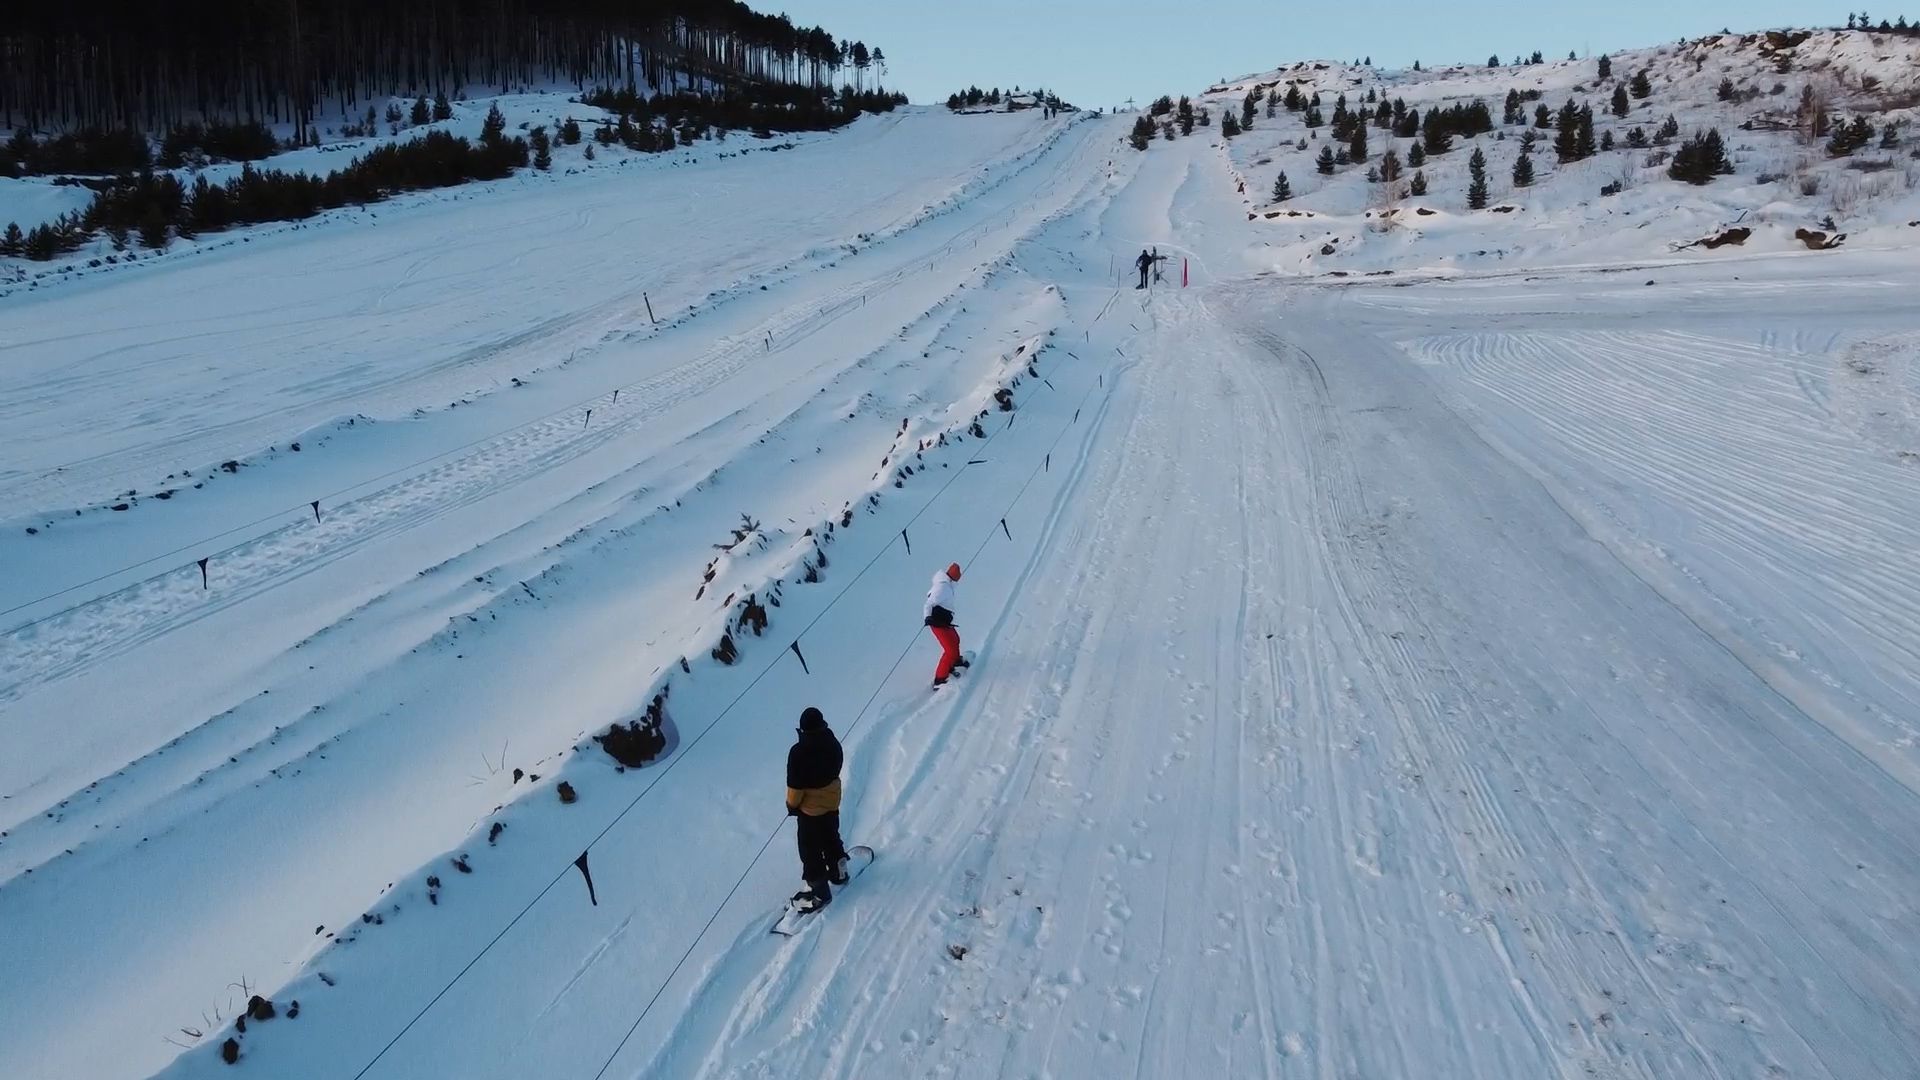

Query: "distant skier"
<box><xmin>786</xmin><ymin>707</ymin><xmax>849</xmax><ymax>912</ymax></box>
<box><xmin>925</xmin><ymin>562</ymin><xmax>969</xmax><ymax>687</ymax></box>
<box><xmin>1135</xmin><ymin>248</ymin><xmax>1153</xmax><ymax>289</ymax></box>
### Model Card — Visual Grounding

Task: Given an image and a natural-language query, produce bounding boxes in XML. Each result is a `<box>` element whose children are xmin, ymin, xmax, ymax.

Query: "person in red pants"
<box><xmin>924</xmin><ymin>562</ymin><xmax>970</xmax><ymax>687</ymax></box>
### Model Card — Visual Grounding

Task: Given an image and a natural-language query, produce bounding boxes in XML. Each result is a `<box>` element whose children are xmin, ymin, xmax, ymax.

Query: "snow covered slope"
<box><xmin>5</xmin><ymin>29</ymin><xmax>1920</xmax><ymax>1080</ymax></box>
<box><xmin>1195</xmin><ymin>29</ymin><xmax>1920</xmax><ymax>275</ymax></box>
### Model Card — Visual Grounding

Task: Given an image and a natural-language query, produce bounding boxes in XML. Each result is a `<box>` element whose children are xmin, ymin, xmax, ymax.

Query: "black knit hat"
<box><xmin>799</xmin><ymin>707</ymin><xmax>827</xmax><ymax>731</ymax></box>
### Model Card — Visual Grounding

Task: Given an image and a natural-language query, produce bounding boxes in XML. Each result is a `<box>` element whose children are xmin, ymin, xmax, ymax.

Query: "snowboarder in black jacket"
<box><xmin>786</xmin><ymin>707</ymin><xmax>850</xmax><ymax>911</ymax></box>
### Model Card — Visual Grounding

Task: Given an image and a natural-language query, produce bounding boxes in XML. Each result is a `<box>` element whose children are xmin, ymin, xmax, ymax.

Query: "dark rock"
<box><xmin>557</xmin><ymin>781</ymin><xmax>577</xmax><ymax>804</ymax></box>
<box><xmin>488</xmin><ymin>822</ymin><xmax>505</xmax><ymax>845</ymax></box>
<box><xmin>246</xmin><ymin>995</ymin><xmax>275</xmax><ymax>1021</ymax></box>
<box><xmin>221</xmin><ymin>1038</ymin><xmax>240</xmax><ymax>1064</ymax></box>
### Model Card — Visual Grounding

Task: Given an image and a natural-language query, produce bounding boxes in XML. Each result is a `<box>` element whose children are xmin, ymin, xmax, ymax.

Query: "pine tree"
<box><xmin>1336</xmin><ymin>147</ymin><xmax>1350</xmax><ymax>165</ymax></box>
<box><xmin>561</xmin><ymin>118</ymin><xmax>582</xmax><ymax>145</ymax></box>
<box><xmin>1349</xmin><ymin>123</ymin><xmax>1368</xmax><ymax>162</ymax></box>
<box><xmin>1468</xmin><ymin>147</ymin><xmax>1489</xmax><ymax>208</ymax></box>
<box><xmin>1626</xmin><ymin>126</ymin><xmax>1648</xmax><ymax>148</ymax></box>
<box><xmin>1304</xmin><ymin>107</ymin><xmax>1324</xmax><ymax>129</ymax></box>
<box><xmin>1883</xmin><ymin>123</ymin><xmax>1901</xmax><ymax>149</ymax></box>
<box><xmin>1655</xmin><ymin>114</ymin><xmax>1680</xmax><ymax>144</ymax></box>
<box><xmin>1578</xmin><ymin>105</ymin><xmax>1597</xmax><ymax>159</ymax></box>
<box><xmin>533</xmin><ymin>132</ymin><xmax>552</xmax><ymax>170</ymax></box>
<box><xmin>1536</xmin><ymin>104</ymin><xmax>1552</xmax><ymax>128</ymax></box>
<box><xmin>1424</xmin><ymin>120</ymin><xmax>1452</xmax><ymax>156</ymax></box>
<box><xmin>1718</xmin><ymin>77</ymin><xmax>1737</xmax><ymax>101</ymax></box>
<box><xmin>1272</xmin><ymin>171</ymin><xmax>1293</xmax><ymax>201</ymax></box>
<box><xmin>1504</xmin><ymin>88</ymin><xmax>1523</xmax><ymax>125</ymax></box>
<box><xmin>1489</xmin><ymin>54</ymin><xmax>1501</xmax><ymax>67</ymax></box>
<box><xmin>1512</xmin><ymin>148</ymin><xmax>1535</xmax><ymax>187</ymax></box>
<box><xmin>1409</xmin><ymin>142</ymin><xmax>1427</xmax><ymax>168</ymax></box>
<box><xmin>1669</xmin><ymin>128</ymin><xmax>1733</xmax><ymax>183</ymax></box>
<box><xmin>1242</xmin><ymin>92</ymin><xmax>1257</xmax><ymax>129</ymax></box>
<box><xmin>1317</xmin><ymin>144</ymin><xmax>1337</xmax><ymax>174</ymax></box>
<box><xmin>1598</xmin><ymin>54</ymin><xmax>1613</xmax><ymax>79</ymax></box>
<box><xmin>1531</xmin><ymin>51</ymin><xmax>1545</xmax><ymax>64</ymax></box>
<box><xmin>1129</xmin><ymin>115</ymin><xmax>1155</xmax><ymax>150</ymax></box>
<box><xmin>1366</xmin><ymin>166</ymin><xmax>1380</xmax><ymax>183</ymax></box>
<box><xmin>584</xmin><ymin>143</ymin><xmax>595</xmax><ymax>160</ymax></box>
<box><xmin>1222</xmin><ymin>111</ymin><xmax>1242</xmax><ymax>138</ymax></box>
<box><xmin>1163</xmin><ymin>122</ymin><xmax>1175</xmax><ymax>140</ymax></box>
<box><xmin>1410</xmin><ymin>169</ymin><xmax>1428</xmax><ymax>196</ymax></box>
<box><xmin>411</xmin><ymin>97</ymin><xmax>430</xmax><ymax>124</ymax></box>
<box><xmin>1285</xmin><ymin>85</ymin><xmax>1304</xmax><ymax>111</ymax></box>
<box><xmin>1612</xmin><ymin>84</ymin><xmax>1631</xmax><ymax>117</ymax></box>
<box><xmin>138</xmin><ymin>208</ymin><xmax>170</xmax><ymax>248</ymax></box>
<box><xmin>1601</xmin><ymin>129</ymin><xmax>1616</xmax><ymax>151</ymax></box>
<box><xmin>0</xmin><ymin>221</ymin><xmax>21</xmax><ymax>256</ymax></box>
<box><xmin>482</xmin><ymin>104</ymin><xmax>508</xmax><ymax>142</ymax></box>
<box><xmin>1569</xmin><ymin>50</ymin><xmax>1578</xmax><ymax>60</ymax></box>
<box><xmin>1554</xmin><ymin>100</ymin><xmax>1583</xmax><ymax>161</ymax></box>
<box><xmin>1379</xmin><ymin>147</ymin><xmax>1402</xmax><ymax>181</ymax></box>
<box><xmin>1631</xmin><ymin>70</ymin><xmax>1653</xmax><ymax>99</ymax></box>
<box><xmin>1178</xmin><ymin>96</ymin><xmax>1196</xmax><ymax>136</ymax></box>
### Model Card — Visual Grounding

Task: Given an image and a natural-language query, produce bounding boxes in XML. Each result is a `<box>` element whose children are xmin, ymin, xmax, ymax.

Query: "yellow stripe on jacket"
<box><xmin>786</xmin><ymin>777</ymin><xmax>842</xmax><ymax>816</ymax></box>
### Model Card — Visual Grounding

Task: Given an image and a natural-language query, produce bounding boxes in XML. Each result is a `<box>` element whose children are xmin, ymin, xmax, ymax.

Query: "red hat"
<box><xmin>946</xmin><ymin>563</ymin><xmax>962</xmax><ymax>581</ymax></box>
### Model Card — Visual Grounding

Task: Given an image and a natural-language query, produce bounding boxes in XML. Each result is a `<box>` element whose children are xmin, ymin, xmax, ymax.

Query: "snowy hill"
<box><xmin>1178</xmin><ymin>29</ymin><xmax>1920</xmax><ymax>275</ymax></box>
<box><xmin>5</xmin><ymin>20</ymin><xmax>1920</xmax><ymax>1080</ymax></box>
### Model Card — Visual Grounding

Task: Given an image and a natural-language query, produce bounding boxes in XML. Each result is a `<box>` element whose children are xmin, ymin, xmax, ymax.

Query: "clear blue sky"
<box><xmin>773</xmin><ymin>1</ymin><xmax>1840</xmax><ymax>108</ymax></box>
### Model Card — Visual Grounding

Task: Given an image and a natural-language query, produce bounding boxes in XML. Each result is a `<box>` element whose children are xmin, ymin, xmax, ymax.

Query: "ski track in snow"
<box><xmin>3</xmin><ymin>99</ymin><xmax>1920</xmax><ymax>1080</ymax></box>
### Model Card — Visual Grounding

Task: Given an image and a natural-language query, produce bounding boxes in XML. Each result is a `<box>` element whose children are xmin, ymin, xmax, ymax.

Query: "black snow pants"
<box><xmin>796</xmin><ymin>811</ymin><xmax>848</xmax><ymax>888</ymax></box>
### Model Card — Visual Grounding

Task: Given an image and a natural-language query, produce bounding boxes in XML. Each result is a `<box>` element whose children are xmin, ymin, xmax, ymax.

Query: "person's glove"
<box><xmin>786</xmin><ymin>803</ymin><xmax>800</xmax><ymax>817</ymax></box>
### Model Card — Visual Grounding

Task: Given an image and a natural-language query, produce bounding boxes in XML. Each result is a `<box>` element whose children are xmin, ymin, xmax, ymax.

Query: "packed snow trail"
<box><xmin>612</xmin><ymin>134</ymin><xmax>1920</xmax><ymax>1079</ymax></box>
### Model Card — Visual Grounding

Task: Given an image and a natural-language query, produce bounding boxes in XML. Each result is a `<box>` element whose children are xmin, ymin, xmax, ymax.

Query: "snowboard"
<box><xmin>934</xmin><ymin>652</ymin><xmax>977</xmax><ymax>689</ymax></box>
<box><xmin>770</xmin><ymin>845</ymin><xmax>876</xmax><ymax>936</ymax></box>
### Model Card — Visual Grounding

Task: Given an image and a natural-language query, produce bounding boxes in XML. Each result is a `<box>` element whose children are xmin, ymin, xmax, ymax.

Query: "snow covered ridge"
<box><xmin>1141</xmin><ymin>27</ymin><xmax>1920</xmax><ymax>273</ymax></box>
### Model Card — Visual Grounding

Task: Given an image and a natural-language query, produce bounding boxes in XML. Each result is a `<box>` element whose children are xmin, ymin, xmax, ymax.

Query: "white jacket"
<box><xmin>924</xmin><ymin>572</ymin><xmax>956</xmax><ymax>621</ymax></box>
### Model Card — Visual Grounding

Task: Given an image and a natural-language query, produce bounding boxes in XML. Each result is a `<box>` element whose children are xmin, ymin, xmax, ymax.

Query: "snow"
<box><xmin>4</xmin><ymin>31</ymin><xmax>1920</xmax><ymax>1080</ymax></box>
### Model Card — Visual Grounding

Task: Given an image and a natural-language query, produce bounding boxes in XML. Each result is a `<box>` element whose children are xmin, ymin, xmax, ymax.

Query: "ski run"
<box><xmin>5</xmin><ymin>43</ymin><xmax>1920</xmax><ymax>1080</ymax></box>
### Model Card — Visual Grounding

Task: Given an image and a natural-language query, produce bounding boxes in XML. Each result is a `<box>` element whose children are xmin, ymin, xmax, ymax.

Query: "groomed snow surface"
<box><xmin>2</xmin><ymin>81</ymin><xmax>1919</xmax><ymax>1080</ymax></box>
